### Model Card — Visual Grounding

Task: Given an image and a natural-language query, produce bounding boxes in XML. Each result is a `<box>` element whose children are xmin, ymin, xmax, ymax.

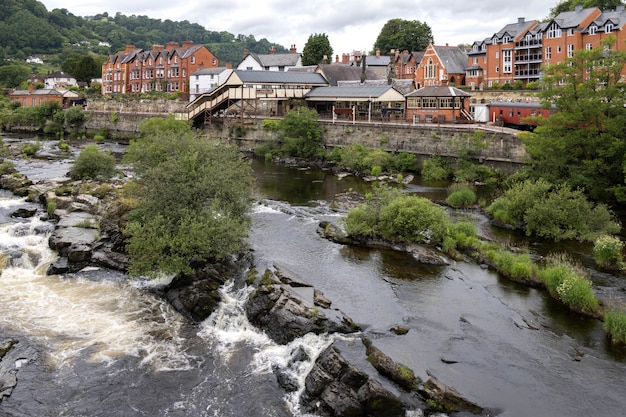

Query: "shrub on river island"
<box><xmin>604</xmin><ymin>308</ymin><xmax>626</xmax><ymax>345</ymax></box>
<box><xmin>488</xmin><ymin>179</ymin><xmax>620</xmax><ymax>242</ymax></box>
<box><xmin>421</xmin><ymin>157</ymin><xmax>449</xmax><ymax>181</ymax></box>
<box><xmin>537</xmin><ymin>254</ymin><xmax>599</xmax><ymax>314</ymax></box>
<box><xmin>593</xmin><ymin>235</ymin><xmax>624</xmax><ymax>270</ymax></box>
<box><xmin>70</xmin><ymin>145</ymin><xmax>116</xmax><ymax>180</ymax></box>
<box><xmin>445</xmin><ymin>182</ymin><xmax>477</xmax><ymax>208</ymax></box>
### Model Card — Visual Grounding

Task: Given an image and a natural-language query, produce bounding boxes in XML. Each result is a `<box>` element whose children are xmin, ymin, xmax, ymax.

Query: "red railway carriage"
<box><xmin>487</xmin><ymin>101</ymin><xmax>557</xmax><ymax>129</ymax></box>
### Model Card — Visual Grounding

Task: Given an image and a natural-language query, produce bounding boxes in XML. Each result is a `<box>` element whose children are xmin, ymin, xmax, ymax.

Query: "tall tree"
<box><xmin>520</xmin><ymin>36</ymin><xmax>626</xmax><ymax>202</ymax></box>
<box><xmin>551</xmin><ymin>0</ymin><xmax>625</xmax><ymax>16</ymax></box>
<box><xmin>301</xmin><ymin>33</ymin><xmax>333</xmax><ymax>66</ymax></box>
<box><xmin>374</xmin><ymin>18</ymin><xmax>433</xmax><ymax>55</ymax></box>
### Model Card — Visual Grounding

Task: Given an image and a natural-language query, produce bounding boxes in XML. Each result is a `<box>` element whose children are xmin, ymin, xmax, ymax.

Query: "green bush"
<box><xmin>488</xmin><ymin>180</ymin><xmax>620</xmax><ymax>242</ymax></box>
<box><xmin>0</xmin><ymin>160</ymin><xmax>16</xmax><ymax>175</ymax></box>
<box><xmin>445</xmin><ymin>183</ymin><xmax>476</xmax><ymax>208</ymax></box>
<box><xmin>421</xmin><ymin>157</ymin><xmax>449</xmax><ymax>181</ymax></box>
<box><xmin>371</xmin><ymin>165</ymin><xmax>382</xmax><ymax>176</ymax></box>
<box><xmin>604</xmin><ymin>308</ymin><xmax>626</xmax><ymax>345</ymax></box>
<box><xmin>593</xmin><ymin>235</ymin><xmax>624</xmax><ymax>269</ymax></box>
<box><xmin>69</xmin><ymin>145</ymin><xmax>116</xmax><ymax>180</ymax></box>
<box><xmin>378</xmin><ymin>195</ymin><xmax>449</xmax><ymax>244</ymax></box>
<box><xmin>538</xmin><ymin>254</ymin><xmax>599</xmax><ymax>314</ymax></box>
<box><xmin>21</xmin><ymin>141</ymin><xmax>41</xmax><ymax>156</ymax></box>
<box><xmin>393</xmin><ymin>152</ymin><xmax>417</xmax><ymax>172</ymax></box>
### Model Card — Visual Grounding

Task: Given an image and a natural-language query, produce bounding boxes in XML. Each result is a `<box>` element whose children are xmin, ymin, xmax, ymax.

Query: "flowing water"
<box><xmin>1</xmin><ymin>138</ymin><xmax>626</xmax><ymax>417</ymax></box>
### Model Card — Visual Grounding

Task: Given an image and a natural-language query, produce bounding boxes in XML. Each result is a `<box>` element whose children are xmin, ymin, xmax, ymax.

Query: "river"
<box><xmin>1</xmin><ymin>136</ymin><xmax>625</xmax><ymax>417</ymax></box>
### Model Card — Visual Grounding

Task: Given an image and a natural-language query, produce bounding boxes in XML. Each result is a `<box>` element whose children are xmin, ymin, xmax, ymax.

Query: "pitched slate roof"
<box><xmin>366</xmin><ymin>55</ymin><xmax>390</xmax><ymax>66</ymax></box>
<box><xmin>584</xmin><ymin>6</ymin><xmax>626</xmax><ymax>33</ymax></box>
<box><xmin>247</xmin><ymin>53</ymin><xmax>301</xmax><ymax>67</ymax></box>
<box><xmin>432</xmin><ymin>46</ymin><xmax>468</xmax><ymax>74</ymax></box>
<box><xmin>191</xmin><ymin>67</ymin><xmax>230</xmax><ymax>76</ymax></box>
<box><xmin>305</xmin><ymin>85</ymin><xmax>400</xmax><ymax>99</ymax></box>
<box><xmin>552</xmin><ymin>7</ymin><xmax>599</xmax><ymax>28</ymax></box>
<box><xmin>492</xmin><ymin>19</ymin><xmax>538</xmax><ymax>41</ymax></box>
<box><xmin>234</xmin><ymin>69</ymin><xmax>327</xmax><ymax>85</ymax></box>
<box><xmin>317</xmin><ymin>64</ymin><xmax>379</xmax><ymax>85</ymax></box>
<box><xmin>405</xmin><ymin>86</ymin><xmax>471</xmax><ymax>98</ymax></box>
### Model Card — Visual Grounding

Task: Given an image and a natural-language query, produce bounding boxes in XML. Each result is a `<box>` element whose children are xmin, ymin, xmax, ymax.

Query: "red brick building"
<box><xmin>414</xmin><ymin>44</ymin><xmax>467</xmax><ymax>88</ymax></box>
<box><xmin>101</xmin><ymin>41</ymin><xmax>219</xmax><ymax>95</ymax></box>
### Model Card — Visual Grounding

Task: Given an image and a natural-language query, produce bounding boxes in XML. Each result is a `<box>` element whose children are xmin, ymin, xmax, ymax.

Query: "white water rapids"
<box><xmin>0</xmin><ymin>193</ymin><xmax>345</xmax><ymax>417</ymax></box>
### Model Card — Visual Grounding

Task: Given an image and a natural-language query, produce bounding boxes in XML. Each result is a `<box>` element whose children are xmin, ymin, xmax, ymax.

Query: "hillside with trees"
<box><xmin>0</xmin><ymin>0</ymin><xmax>288</xmax><ymax>87</ymax></box>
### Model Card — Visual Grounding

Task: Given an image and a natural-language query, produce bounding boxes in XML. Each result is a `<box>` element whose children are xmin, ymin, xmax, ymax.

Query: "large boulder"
<box><xmin>245</xmin><ymin>267</ymin><xmax>360</xmax><ymax>345</ymax></box>
<box><xmin>164</xmin><ymin>254</ymin><xmax>253</xmax><ymax>322</ymax></box>
<box><xmin>300</xmin><ymin>345</ymin><xmax>407</xmax><ymax>417</ymax></box>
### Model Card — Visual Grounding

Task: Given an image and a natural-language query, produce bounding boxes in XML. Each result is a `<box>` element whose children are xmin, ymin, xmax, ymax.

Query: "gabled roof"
<box><xmin>396</xmin><ymin>51</ymin><xmax>424</xmax><ymax>65</ymax></box>
<box><xmin>317</xmin><ymin>64</ymin><xmax>379</xmax><ymax>86</ymax></box>
<box><xmin>550</xmin><ymin>6</ymin><xmax>599</xmax><ymax>29</ymax></box>
<box><xmin>233</xmin><ymin>69</ymin><xmax>327</xmax><ymax>85</ymax></box>
<box><xmin>492</xmin><ymin>18</ymin><xmax>538</xmax><ymax>42</ymax></box>
<box><xmin>245</xmin><ymin>53</ymin><xmax>301</xmax><ymax>67</ymax></box>
<box><xmin>10</xmin><ymin>89</ymin><xmax>80</xmax><ymax>97</ymax></box>
<box><xmin>432</xmin><ymin>45</ymin><xmax>468</xmax><ymax>74</ymax></box>
<box><xmin>405</xmin><ymin>86</ymin><xmax>471</xmax><ymax>98</ymax></box>
<box><xmin>584</xmin><ymin>7</ymin><xmax>626</xmax><ymax>33</ymax></box>
<box><xmin>304</xmin><ymin>85</ymin><xmax>404</xmax><ymax>101</ymax></box>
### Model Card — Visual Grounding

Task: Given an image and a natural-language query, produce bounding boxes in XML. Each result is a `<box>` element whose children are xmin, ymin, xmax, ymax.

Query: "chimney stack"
<box><xmin>269</xmin><ymin>45</ymin><xmax>276</xmax><ymax>54</ymax></box>
<box><xmin>182</xmin><ymin>40</ymin><xmax>194</xmax><ymax>49</ymax></box>
<box><xmin>166</xmin><ymin>41</ymin><xmax>179</xmax><ymax>50</ymax></box>
<box><xmin>518</xmin><ymin>17</ymin><xmax>525</xmax><ymax>24</ymax></box>
<box><xmin>125</xmin><ymin>44</ymin><xmax>136</xmax><ymax>52</ymax></box>
<box><xmin>243</xmin><ymin>48</ymin><xmax>249</xmax><ymax>58</ymax></box>
<box><xmin>289</xmin><ymin>44</ymin><xmax>297</xmax><ymax>54</ymax></box>
<box><xmin>376</xmin><ymin>48</ymin><xmax>381</xmax><ymax>58</ymax></box>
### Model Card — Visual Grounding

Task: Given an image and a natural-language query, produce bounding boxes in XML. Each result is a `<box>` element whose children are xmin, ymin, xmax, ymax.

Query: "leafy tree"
<box><xmin>70</xmin><ymin>145</ymin><xmax>116</xmax><ymax>180</ymax></box>
<box><xmin>551</xmin><ymin>0</ymin><xmax>625</xmax><ymax>16</ymax></box>
<box><xmin>0</xmin><ymin>64</ymin><xmax>30</xmax><ymax>88</ymax></box>
<box><xmin>278</xmin><ymin>107</ymin><xmax>324</xmax><ymax>158</ymax></box>
<box><xmin>61</xmin><ymin>53</ymin><xmax>102</xmax><ymax>82</ymax></box>
<box><xmin>301</xmin><ymin>33</ymin><xmax>333</xmax><ymax>66</ymax></box>
<box><xmin>64</xmin><ymin>106</ymin><xmax>86</xmax><ymax>130</ymax></box>
<box><xmin>520</xmin><ymin>36</ymin><xmax>626</xmax><ymax>202</ymax></box>
<box><xmin>374</xmin><ymin>19</ymin><xmax>434</xmax><ymax>54</ymax></box>
<box><xmin>123</xmin><ymin>126</ymin><xmax>254</xmax><ymax>277</ymax></box>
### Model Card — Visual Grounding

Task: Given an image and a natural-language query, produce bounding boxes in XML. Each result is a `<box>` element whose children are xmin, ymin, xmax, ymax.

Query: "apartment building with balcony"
<box><xmin>469</xmin><ymin>5</ymin><xmax>626</xmax><ymax>89</ymax></box>
<box><xmin>101</xmin><ymin>41</ymin><xmax>219</xmax><ymax>95</ymax></box>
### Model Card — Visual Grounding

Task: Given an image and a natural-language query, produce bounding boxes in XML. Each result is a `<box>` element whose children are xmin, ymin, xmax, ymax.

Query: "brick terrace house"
<box><xmin>101</xmin><ymin>41</ymin><xmax>219</xmax><ymax>95</ymax></box>
<box><xmin>465</xmin><ymin>39</ymin><xmax>488</xmax><ymax>89</ymax></box>
<box><xmin>394</xmin><ymin>49</ymin><xmax>424</xmax><ymax>80</ymax></box>
<box><xmin>415</xmin><ymin>44</ymin><xmax>468</xmax><ymax>88</ymax></box>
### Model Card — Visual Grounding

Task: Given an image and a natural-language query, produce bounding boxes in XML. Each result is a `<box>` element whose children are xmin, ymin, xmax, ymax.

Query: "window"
<box><xmin>481</xmin><ymin>44</ymin><xmax>486</xmax><ymax>52</ymax></box>
<box><xmin>503</xmin><ymin>36</ymin><xmax>511</xmax><ymax>44</ymax></box>
<box><xmin>425</xmin><ymin>58</ymin><xmax>435</xmax><ymax>79</ymax></box>
<box><xmin>567</xmin><ymin>28</ymin><xmax>574</xmax><ymax>36</ymax></box>
<box><xmin>547</xmin><ymin>24</ymin><xmax>562</xmax><ymax>39</ymax></box>
<box><xmin>473</xmin><ymin>57</ymin><xmax>478</xmax><ymax>64</ymax></box>
<box><xmin>191</xmin><ymin>56</ymin><xmax>195</xmax><ymax>64</ymax></box>
<box><xmin>212</xmin><ymin>58</ymin><xmax>217</xmax><ymax>66</ymax></box>
<box><xmin>439</xmin><ymin>98</ymin><xmax>453</xmax><ymax>109</ymax></box>
<box><xmin>495</xmin><ymin>51</ymin><xmax>499</xmax><ymax>59</ymax></box>
<box><xmin>589</xmin><ymin>25</ymin><xmax>597</xmax><ymax>35</ymax></box>
<box><xmin>586</xmin><ymin>43</ymin><xmax>593</xmax><ymax>50</ymax></box>
<box><xmin>503</xmin><ymin>50</ymin><xmax>512</xmax><ymax>73</ymax></box>
<box><xmin>423</xmin><ymin>98</ymin><xmax>437</xmax><ymax>108</ymax></box>
<box><xmin>407</xmin><ymin>98</ymin><xmax>421</xmax><ymax>108</ymax></box>
<box><xmin>545</xmin><ymin>46</ymin><xmax>552</xmax><ymax>60</ymax></box>
<box><xmin>606</xmin><ymin>23</ymin><xmax>614</xmax><ymax>33</ymax></box>
<box><xmin>492</xmin><ymin>36</ymin><xmax>498</xmax><ymax>44</ymax></box>
<box><xmin>496</xmin><ymin>66</ymin><xmax>499</xmax><ymax>72</ymax></box>
<box><xmin>567</xmin><ymin>44</ymin><xmax>574</xmax><ymax>58</ymax></box>
<box><xmin>557</xmin><ymin>46</ymin><xmax>561</xmax><ymax>53</ymax></box>
<box><xmin>473</xmin><ymin>44</ymin><xmax>479</xmax><ymax>52</ymax></box>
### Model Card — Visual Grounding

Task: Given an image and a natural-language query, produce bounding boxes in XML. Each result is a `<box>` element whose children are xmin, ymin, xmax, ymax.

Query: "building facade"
<box><xmin>101</xmin><ymin>41</ymin><xmax>219</xmax><ymax>95</ymax></box>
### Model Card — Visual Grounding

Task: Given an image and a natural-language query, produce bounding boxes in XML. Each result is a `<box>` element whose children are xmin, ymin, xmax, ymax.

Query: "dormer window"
<box><xmin>589</xmin><ymin>25</ymin><xmax>597</xmax><ymax>35</ymax></box>
<box><xmin>502</xmin><ymin>36</ymin><xmax>511</xmax><ymax>43</ymax></box>
<box><xmin>605</xmin><ymin>23</ymin><xmax>614</xmax><ymax>33</ymax></box>
<box><xmin>481</xmin><ymin>44</ymin><xmax>486</xmax><ymax>51</ymax></box>
<box><xmin>492</xmin><ymin>36</ymin><xmax>498</xmax><ymax>44</ymax></box>
<box><xmin>547</xmin><ymin>24</ymin><xmax>562</xmax><ymax>39</ymax></box>
<box><xmin>473</xmin><ymin>44</ymin><xmax>479</xmax><ymax>52</ymax></box>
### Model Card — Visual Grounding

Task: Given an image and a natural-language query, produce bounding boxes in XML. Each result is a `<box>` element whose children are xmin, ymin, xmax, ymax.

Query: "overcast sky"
<box><xmin>39</xmin><ymin>0</ymin><xmax>555</xmax><ymax>56</ymax></box>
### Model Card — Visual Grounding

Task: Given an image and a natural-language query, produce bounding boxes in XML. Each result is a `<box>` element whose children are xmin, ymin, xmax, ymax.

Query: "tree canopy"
<box><xmin>550</xmin><ymin>0</ymin><xmax>625</xmax><ymax>16</ymax></box>
<box><xmin>301</xmin><ymin>33</ymin><xmax>333</xmax><ymax>66</ymax></box>
<box><xmin>123</xmin><ymin>119</ymin><xmax>254</xmax><ymax>277</ymax></box>
<box><xmin>373</xmin><ymin>18</ymin><xmax>434</xmax><ymax>54</ymax></box>
<box><xmin>519</xmin><ymin>36</ymin><xmax>626</xmax><ymax>203</ymax></box>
